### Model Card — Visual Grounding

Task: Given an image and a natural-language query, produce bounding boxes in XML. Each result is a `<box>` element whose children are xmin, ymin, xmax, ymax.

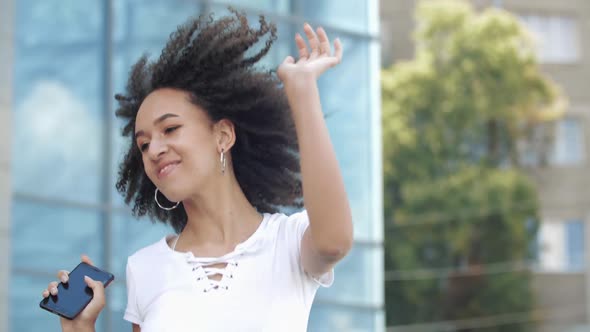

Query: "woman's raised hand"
<box><xmin>277</xmin><ymin>23</ymin><xmax>343</xmax><ymax>84</ymax></box>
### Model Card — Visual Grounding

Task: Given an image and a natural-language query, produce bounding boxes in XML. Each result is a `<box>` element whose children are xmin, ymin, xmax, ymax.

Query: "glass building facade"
<box><xmin>5</xmin><ymin>0</ymin><xmax>382</xmax><ymax>331</ymax></box>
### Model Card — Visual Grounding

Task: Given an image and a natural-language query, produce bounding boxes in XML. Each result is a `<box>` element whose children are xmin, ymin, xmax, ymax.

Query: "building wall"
<box><xmin>532</xmin><ymin>273</ymin><xmax>587</xmax><ymax>323</ymax></box>
<box><xmin>512</xmin><ymin>0</ymin><xmax>590</xmax><ymax>217</ymax></box>
<box><xmin>504</xmin><ymin>0</ymin><xmax>590</xmax><ymax>328</ymax></box>
<box><xmin>380</xmin><ymin>0</ymin><xmax>415</xmax><ymax>67</ymax></box>
<box><xmin>0</xmin><ymin>0</ymin><xmax>14</xmax><ymax>330</ymax></box>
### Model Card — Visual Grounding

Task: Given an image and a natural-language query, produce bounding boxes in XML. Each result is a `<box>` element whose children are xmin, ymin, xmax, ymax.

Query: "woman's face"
<box><xmin>134</xmin><ymin>88</ymin><xmax>220</xmax><ymax>202</ymax></box>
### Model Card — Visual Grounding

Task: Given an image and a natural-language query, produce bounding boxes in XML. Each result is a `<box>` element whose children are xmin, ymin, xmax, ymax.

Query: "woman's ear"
<box><xmin>215</xmin><ymin>119</ymin><xmax>236</xmax><ymax>152</ymax></box>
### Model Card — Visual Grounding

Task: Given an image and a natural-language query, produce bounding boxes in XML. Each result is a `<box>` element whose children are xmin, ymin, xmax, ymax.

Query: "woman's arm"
<box><xmin>133</xmin><ymin>323</ymin><xmax>141</xmax><ymax>332</ymax></box>
<box><xmin>278</xmin><ymin>23</ymin><xmax>353</xmax><ymax>276</ymax></box>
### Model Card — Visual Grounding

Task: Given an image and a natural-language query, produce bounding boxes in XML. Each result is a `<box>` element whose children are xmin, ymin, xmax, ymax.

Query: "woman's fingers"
<box><xmin>285</xmin><ymin>23</ymin><xmax>343</xmax><ymax>78</ymax></box>
<box><xmin>303</xmin><ymin>23</ymin><xmax>320</xmax><ymax>58</ymax></box>
<box><xmin>84</xmin><ymin>276</ymin><xmax>105</xmax><ymax>308</ymax></box>
<box><xmin>295</xmin><ymin>33</ymin><xmax>308</xmax><ymax>59</ymax></box>
<box><xmin>81</xmin><ymin>254</ymin><xmax>94</xmax><ymax>266</ymax></box>
<box><xmin>57</xmin><ymin>270</ymin><xmax>70</xmax><ymax>284</ymax></box>
<box><xmin>282</xmin><ymin>55</ymin><xmax>295</xmax><ymax>65</ymax></box>
<box><xmin>46</xmin><ymin>281</ymin><xmax>59</xmax><ymax>296</ymax></box>
<box><xmin>333</xmin><ymin>38</ymin><xmax>343</xmax><ymax>64</ymax></box>
<box><xmin>316</xmin><ymin>27</ymin><xmax>331</xmax><ymax>56</ymax></box>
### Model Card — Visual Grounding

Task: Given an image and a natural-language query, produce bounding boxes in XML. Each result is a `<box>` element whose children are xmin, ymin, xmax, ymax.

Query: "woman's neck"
<box><xmin>176</xmin><ymin>172</ymin><xmax>262</xmax><ymax>254</ymax></box>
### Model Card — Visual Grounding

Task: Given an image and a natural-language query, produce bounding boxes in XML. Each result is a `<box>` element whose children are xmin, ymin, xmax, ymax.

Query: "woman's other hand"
<box><xmin>41</xmin><ymin>255</ymin><xmax>105</xmax><ymax>332</ymax></box>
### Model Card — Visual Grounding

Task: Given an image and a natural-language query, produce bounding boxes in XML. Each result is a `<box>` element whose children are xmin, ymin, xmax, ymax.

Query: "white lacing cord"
<box><xmin>192</xmin><ymin>261</ymin><xmax>239</xmax><ymax>292</ymax></box>
<box><xmin>173</xmin><ymin>234</ymin><xmax>239</xmax><ymax>292</ymax></box>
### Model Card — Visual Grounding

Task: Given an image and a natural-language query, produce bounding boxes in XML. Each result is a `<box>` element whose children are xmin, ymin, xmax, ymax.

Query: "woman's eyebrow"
<box><xmin>135</xmin><ymin>113</ymin><xmax>180</xmax><ymax>139</ymax></box>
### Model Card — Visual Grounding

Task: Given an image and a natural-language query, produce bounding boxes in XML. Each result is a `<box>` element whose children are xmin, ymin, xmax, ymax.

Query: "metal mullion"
<box><xmin>100</xmin><ymin>0</ymin><xmax>114</xmax><ymax>330</ymax></box>
<box><xmin>13</xmin><ymin>192</ymin><xmax>128</xmax><ymax>213</ymax></box>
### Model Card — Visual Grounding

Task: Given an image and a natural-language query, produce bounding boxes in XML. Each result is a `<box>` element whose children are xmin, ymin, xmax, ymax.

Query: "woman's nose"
<box><xmin>148</xmin><ymin>139</ymin><xmax>168</xmax><ymax>160</ymax></box>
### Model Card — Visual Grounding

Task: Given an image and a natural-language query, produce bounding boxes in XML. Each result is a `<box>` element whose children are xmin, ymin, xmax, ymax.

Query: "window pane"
<box><xmin>212</xmin><ymin>0</ymin><xmax>291</xmax><ymax>14</ymax></box>
<box><xmin>116</xmin><ymin>0</ymin><xmax>201</xmax><ymax>43</ymax></box>
<box><xmin>309</xmin><ymin>303</ymin><xmax>380</xmax><ymax>331</ymax></box>
<box><xmin>13</xmin><ymin>47</ymin><xmax>103</xmax><ymax>204</ymax></box>
<box><xmin>519</xmin><ymin>15</ymin><xmax>580</xmax><ymax>64</ymax></box>
<box><xmin>566</xmin><ymin>220</ymin><xmax>585</xmax><ymax>270</ymax></box>
<box><xmin>537</xmin><ymin>222</ymin><xmax>565</xmax><ymax>271</ymax></box>
<box><xmin>110</xmin><ymin>212</ymin><xmax>173</xmax><ymax>277</ymax></box>
<box><xmin>107</xmin><ymin>283</ymin><xmax>130</xmax><ymax>332</ymax></box>
<box><xmin>301</xmin><ymin>0</ymin><xmax>369</xmax><ymax>33</ymax></box>
<box><xmin>536</xmin><ymin>221</ymin><xmax>586</xmax><ymax>272</ymax></box>
<box><xmin>10</xmin><ymin>274</ymin><xmax>62</xmax><ymax>332</ymax></box>
<box><xmin>550</xmin><ymin>118</ymin><xmax>585</xmax><ymax>166</ymax></box>
<box><xmin>317</xmin><ymin>245</ymin><xmax>382</xmax><ymax>306</ymax></box>
<box><xmin>11</xmin><ymin>199</ymin><xmax>102</xmax><ymax>272</ymax></box>
<box><xmin>16</xmin><ymin>0</ymin><xmax>102</xmax><ymax>47</ymax></box>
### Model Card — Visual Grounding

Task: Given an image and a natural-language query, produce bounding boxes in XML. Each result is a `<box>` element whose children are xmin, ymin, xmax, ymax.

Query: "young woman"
<box><xmin>42</xmin><ymin>8</ymin><xmax>352</xmax><ymax>332</ymax></box>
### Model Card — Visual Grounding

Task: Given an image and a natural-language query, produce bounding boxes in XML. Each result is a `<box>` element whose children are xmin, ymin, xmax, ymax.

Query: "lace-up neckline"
<box><xmin>164</xmin><ymin>213</ymin><xmax>268</xmax><ymax>293</ymax></box>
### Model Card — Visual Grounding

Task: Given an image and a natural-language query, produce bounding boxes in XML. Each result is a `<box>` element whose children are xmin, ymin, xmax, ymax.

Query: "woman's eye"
<box><xmin>165</xmin><ymin>126</ymin><xmax>180</xmax><ymax>134</ymax></box>
<box><xmin>140</xmin><ymin>143</ymin><xmax>149</xmax><ymax>152</ymax></box>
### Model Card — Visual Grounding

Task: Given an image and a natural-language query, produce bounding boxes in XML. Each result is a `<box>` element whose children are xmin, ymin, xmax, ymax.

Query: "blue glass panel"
<box><xmin>309</xmin><ymin>303</ymin><xmax>378</xmax><ymax>331</ymax></box>
<box><xmin>11</xmin><ymin>199</ymin><xmax>102</xmax><ymax>272</ymax></box>
<box><xmin>317</xmin><ymin>244</ymin><xmax>382</xmax><ymax>306</ymax></box>
<box><xmin>212</xmin><ymin>0</ymin><xmax>291</xmax><ymax>14</ymax></box>
<box><xmin>108</xmin><ymin>283</ymin><xmax>130</xmax><ymax>332</ymax></box>
<box><xmin>10</xmin><ymin>274</ymin><xmax>62</xmax><ymax>332</ymax></box>
<box><xmin>13</xmin><ymin>47</ymin><xmax>103</xmax><ymax>204</ymax></box>
<box><xmin>110</xmin><ymin>212</ymin><xmax>173</xmax><ymax>277</ymax></box>
<box><xmin>300</xmin><ymin>0</ymin><xmax>369</xmax><ymax>33</ymax></box>
<box><xmin>550</xmin><ymin>118</ymin><xmax>585</xmax><ymax>165</ymax></box>
<box><xmin>566</xmin><ymin>220</ymin><xmax>585</xmax><ymax>270</ymax></box>
<box><xmin>15</xmin><ymin>0</ymin><xmax>102</xmax><ymax>47</ymax></box>
<box><xmin>119</xmin><ymin>0</ymin><xmax>201</xmax><ymax>42</ymax></box>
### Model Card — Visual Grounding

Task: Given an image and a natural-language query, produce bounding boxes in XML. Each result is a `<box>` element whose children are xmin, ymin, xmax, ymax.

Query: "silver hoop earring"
<box><xmin>220</xmin><ymin>149</ymin><xmax>226</xmax><ymax>174</ymax></box>
<box><xmin>154</xmin><ymin>188</ymin><xmax>180</xmax><ymax>210</ymax></box>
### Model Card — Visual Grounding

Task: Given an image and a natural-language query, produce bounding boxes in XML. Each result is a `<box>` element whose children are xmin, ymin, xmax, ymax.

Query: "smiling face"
<box><xmin>134</xmin><ymin>88</ymin><xmax>222</xmax><ymax>202</ymax></box>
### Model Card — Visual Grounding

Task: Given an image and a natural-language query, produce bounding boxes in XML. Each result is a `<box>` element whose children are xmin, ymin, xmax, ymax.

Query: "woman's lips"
<box><xmin>157</xmin><ymin>162</ymin><xmax>180</xmax><ymax>180</ymax></box>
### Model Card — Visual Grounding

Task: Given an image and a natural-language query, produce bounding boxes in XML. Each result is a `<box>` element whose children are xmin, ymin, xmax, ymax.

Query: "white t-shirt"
<box><xmin>124</xmin><ymin>210</ymin><xmax>333</xmax><ymax>332</ymax></box>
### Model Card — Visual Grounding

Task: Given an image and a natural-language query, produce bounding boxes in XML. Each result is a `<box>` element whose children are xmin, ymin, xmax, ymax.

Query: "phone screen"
<box><xmin>39</xmin><ymin>262</ymin><xmax>114</xmax><ymax>320</ymax></box>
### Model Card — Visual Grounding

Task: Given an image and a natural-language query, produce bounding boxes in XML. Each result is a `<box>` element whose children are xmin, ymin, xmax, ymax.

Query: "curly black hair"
<box><xmin>114</xmin><ymin>8</ymin><xmax>302</xmax><ymax>233</ymax></box>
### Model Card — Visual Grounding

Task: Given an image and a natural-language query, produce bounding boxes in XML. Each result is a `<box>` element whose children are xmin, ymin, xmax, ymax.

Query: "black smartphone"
<box><xmin>39</xmin><ymin>262</ymin><xmax>114</xmax><ymax>320</ymax></box>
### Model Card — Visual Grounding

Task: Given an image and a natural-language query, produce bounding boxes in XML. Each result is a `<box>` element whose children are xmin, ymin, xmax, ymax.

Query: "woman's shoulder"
<box><xmin>262</xmin><ymin>209</ymin><xmax>310</xmax><ymax>242</ymax></box>
<box><xmin>265</xmin><ymin>209</ymin><xmax>308</xmax><ymax>226</ymax></box>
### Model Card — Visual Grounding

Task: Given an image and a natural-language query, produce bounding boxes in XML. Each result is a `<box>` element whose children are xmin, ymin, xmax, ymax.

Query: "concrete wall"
<box><xmin>0</xmin><ymin>0</ymin><xmax>13</xmax><ymax>330</ymax></box>
<box><xmin>380</xmin><ymin>0</ymin><xmax>415</xmax><ymax>67</ymax></box>
<box><xmin>533</xmin><ymin>273</ymin><xmax>588</xmax><ymax>332</ymax></box>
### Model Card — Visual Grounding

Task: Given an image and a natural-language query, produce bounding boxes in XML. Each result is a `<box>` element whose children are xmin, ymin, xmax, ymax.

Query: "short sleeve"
<box><xmin>288</xmin><ymin>210</ymin><xmax>335</xmax><ymax>288</ymax></box>
<box><xmin>123</xmin><ymin>259</ymin><xmax>142</xmax><ymax>325</ymax></box>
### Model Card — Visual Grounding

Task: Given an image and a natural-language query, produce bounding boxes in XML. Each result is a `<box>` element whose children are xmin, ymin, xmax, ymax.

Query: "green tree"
<box><xmin>382</xmin><ymin>1</ymin><xmax>565</xmax><ymax>331</ymax></box>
